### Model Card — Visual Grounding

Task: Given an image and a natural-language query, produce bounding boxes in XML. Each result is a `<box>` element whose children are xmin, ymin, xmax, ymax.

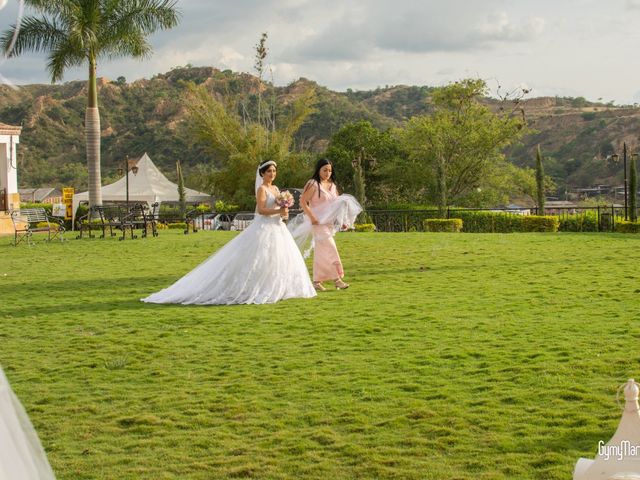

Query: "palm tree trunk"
<box><xmin>85</xmin><ymin>57</ymin><xmax>102</xmax><ymax>207</ymax></box>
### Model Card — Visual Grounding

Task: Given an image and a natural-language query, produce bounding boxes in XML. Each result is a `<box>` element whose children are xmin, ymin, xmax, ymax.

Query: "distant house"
<box><xmin>19</xmin><ymin>187</ymin><xmax>63</xmax><ymax>204</ymax></box>
<box><xmin>544</xmin><ymin>200</ymin><xmax>579</xmax><ymax>215</ymax></box>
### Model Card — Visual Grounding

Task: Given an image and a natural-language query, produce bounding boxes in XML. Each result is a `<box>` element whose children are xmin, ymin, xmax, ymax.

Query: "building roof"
<box><xmin>19</xmin><ymin>187</ymin><xmax>62</xmax><ymax>202</ymax></box>
<box><xmin>0</xmin><ymin>123</ymin><xmax>22</xmax><ymax>135</ymax></box>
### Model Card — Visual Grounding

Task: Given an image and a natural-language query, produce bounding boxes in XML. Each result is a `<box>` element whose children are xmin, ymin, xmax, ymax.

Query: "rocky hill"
<box><xmin>1</xmin><ymin>66</ymin><xmax>638</xmax><ymax>197</ymax></box>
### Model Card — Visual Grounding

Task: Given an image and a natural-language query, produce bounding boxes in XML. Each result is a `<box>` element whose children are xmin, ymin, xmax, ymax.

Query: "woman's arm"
<box><xmin>300</xmin><ymin>180</ymin><xmax>319</xmax><ymax>225</ymax></box>
<box><xmin>256</xmin><ymin>186</ymin><xmax>288</xmax><ymax>216</ymax></box>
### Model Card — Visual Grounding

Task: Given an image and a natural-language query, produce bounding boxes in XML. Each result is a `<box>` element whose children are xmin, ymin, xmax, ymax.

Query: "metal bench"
<box><xmin>76</xmin><ymin>205</ymin><xmax>134</xmax><ymax>240</ymax></box>
<box><xmin>128</xmin><ymin>203</ymin><xmax>158</xmax><ymax>238</ymax></box>
<box><xmin>11</xmin><ymin>207</ymin><xmax>65</xmax><ymax>246</ymax></box>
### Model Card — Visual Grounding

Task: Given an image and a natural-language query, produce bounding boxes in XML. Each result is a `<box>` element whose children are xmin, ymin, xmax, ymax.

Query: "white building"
<box><xmin>0</xmin><ymin>122</ymin><xmax>21</xmax><ymax>235</ymax></box>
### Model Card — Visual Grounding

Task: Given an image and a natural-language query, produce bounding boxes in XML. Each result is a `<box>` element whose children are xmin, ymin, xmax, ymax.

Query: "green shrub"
<box><xmin>166</xmin><ymin>222</ymin><xmax>187</xmax><ymax>230</ymax></box>
<box><xmin>558</xmin><ymin>213</ymin><xmax>599</xmax><ymax>232</ymax></box>
<box><xmin>522</xmin><ymin>215</ymin><xmax>559</xmax><ymax>232</ymax></box>
<box><xmin>450</xmin><ymin>211</ymin><xmax>525</xmax><ymax>233</ymax></box>
<box><xmin>614</xmin><ymin>221</ymin><xmax>640</xmax><ymax>233</ymax></box>
<box><xmin>21</xmin><ymin>202</ymin><xmax>52</xmax><ymax>213</ymax></box>
<box><xmin>354</xmin><ymin>223</ymin><xmax>375</xmax><ymax>232</ymax></box>
<box><xmin>423</xmin><ymin>218</ymin><xmax>463</xmax><ymax>232</ymax></box>
<box><xmin>215</xmin><ymin>200</ymin><xmax>239</xmax><ymax>213</ymax></box>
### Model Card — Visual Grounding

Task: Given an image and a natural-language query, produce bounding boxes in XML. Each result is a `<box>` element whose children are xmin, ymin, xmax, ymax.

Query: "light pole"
<box><xmin>611</xmin><ymin>143</ymin><xmax>631</xmax><ymax>220</ymax></box>
<box><xmin>117</xmin><ymin>155</ymin><xmax>138</xmax><ymax>211</ymax></box>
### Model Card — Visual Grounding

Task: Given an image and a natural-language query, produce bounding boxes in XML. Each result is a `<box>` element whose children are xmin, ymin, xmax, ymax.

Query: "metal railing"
<box><xmin>365</xmin><ymin>206</ymin><xmax>630</xmax><ymax>232</ymax></box>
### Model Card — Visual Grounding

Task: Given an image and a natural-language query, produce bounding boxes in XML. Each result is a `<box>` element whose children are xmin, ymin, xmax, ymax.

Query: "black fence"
<box><xmin>366</xmin><ymin>206</ymin><xmax>628</xmax><ymax>232</ymax></box>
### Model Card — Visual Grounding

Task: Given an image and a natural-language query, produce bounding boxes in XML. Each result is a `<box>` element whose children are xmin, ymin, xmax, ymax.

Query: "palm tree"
<box><xmin>1</xmin><ymin>0</ymin><xmax>180</xmax><ymax>208</ymax></box>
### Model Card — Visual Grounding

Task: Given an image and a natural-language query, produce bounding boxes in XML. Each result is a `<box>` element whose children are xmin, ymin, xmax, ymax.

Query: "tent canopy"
<box><xmin>72</xmin><ymin>153</ymin><xmax>212</xmax><ymax>220</ymax></box>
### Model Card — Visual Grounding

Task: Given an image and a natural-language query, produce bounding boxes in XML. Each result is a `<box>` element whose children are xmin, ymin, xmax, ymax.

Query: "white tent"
<box><xmin>72</xmin><ymin>153</ymin><xmax>212</xmax><ymax>221</ymax></box>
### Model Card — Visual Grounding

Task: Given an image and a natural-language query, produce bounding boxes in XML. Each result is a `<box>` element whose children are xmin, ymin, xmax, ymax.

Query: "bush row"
<box><xmin>445</xmin><ymin>212</ymin><xmax>560</xmax><ymax>233</ymax></box>
<box><xmin>424</xmin><ymin>219</ymin><xmax>463</xmax><ymax>232</ymax></box>
<box><xmin>614</xmin><ymin>221</ymin><xmax>640</xmax><ymax>233</ymax></box>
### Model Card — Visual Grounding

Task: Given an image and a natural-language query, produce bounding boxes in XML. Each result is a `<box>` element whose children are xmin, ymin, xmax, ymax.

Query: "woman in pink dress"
<box><xmin>298</xmin><ymin>158</ymin><xmax>362</xmax><ymax>291</ymax></box>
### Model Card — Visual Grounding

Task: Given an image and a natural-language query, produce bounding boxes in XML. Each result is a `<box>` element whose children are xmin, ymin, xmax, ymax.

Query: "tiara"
<box><xmin>259</xmin><ymin>160</ymin><xmax>277</xmax><ymax>169</ymax></box>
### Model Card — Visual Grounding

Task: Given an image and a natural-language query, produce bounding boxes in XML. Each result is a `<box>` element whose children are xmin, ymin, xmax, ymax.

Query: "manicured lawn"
<box><xmin>1</xmin><ymin>230</ymin><xmax>639</xmax><ymax>479</ymax></box>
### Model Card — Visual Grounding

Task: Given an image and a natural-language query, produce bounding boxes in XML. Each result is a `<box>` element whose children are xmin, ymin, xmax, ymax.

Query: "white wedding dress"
<box><xmin>0</xmin><ymin>367</ymin><xmax>56</xmax><ymax>480</ymax></box>
<box><xmin>142</xmin><ymin>190</ymin><xmax>316</xmax><ymax>305</ymax></box>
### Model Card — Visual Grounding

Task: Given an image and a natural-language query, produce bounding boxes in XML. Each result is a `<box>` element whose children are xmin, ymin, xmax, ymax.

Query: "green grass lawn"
<box><xmin>1</xmin><ymin>230</ymin><xmax>639</xmax><ymax>479</ymax></box>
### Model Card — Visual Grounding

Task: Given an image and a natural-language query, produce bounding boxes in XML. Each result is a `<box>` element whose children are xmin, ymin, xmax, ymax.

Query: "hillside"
<box><xmin>1</xmin><ymin>66</ymin><xmax>638</xmax><ymax>197</ymax></box>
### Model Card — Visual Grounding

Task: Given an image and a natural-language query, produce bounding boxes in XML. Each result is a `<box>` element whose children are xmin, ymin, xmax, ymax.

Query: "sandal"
<box><xmin>334</xmin><ymin>279</ymin><xmax>349</xmax><ymax>290</ymax></box>
<box><xmin>313</xmin><ymin>282</ymin><xmax>327</xmax><ymax>292</ymax></box>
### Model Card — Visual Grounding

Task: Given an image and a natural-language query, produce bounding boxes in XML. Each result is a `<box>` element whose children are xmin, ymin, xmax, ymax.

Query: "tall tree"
<box><xmin>184</xmin><ymin>82</ymin><xmax>317</xmax><ymax>209</ymax></box>
<box><xmin>402</xmin><ymin>79</ymin><xmax>527</xmax><ymax>215</ymax></box>
<box><xmin>176</xmin><ymin>159</ymin><xmax>186</xmax><ymax>220</ymax></box>
<box><xmin>325</xmin><ymin>121</ymin><xmax>404</xmax><ymax>205</ymax></box>
<box><xmin>1</xmin><ymin>0</ymin><xmax>180</xmax><ymax>208</ymax></box>
<box><xmin>535</xmin><ymin>144</ymin><xmax>546</xmax><ymax>215</ymax></box>
<box><xmin>630</xmin><ymin>153</ymin><xmax>638</xmax><ymax>222</ymax></box>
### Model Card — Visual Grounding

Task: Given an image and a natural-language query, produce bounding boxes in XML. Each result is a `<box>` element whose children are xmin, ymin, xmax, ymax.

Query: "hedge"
<box><xmin>449</xmin><ymin>211</ymin><xmax>525</xmax><ymax>233</ymax></box>
<box><xmin>522</xmin><ymin>215</ymin><xmax>560</xmax><ymax>232</ymax></box>
<box><xmin>423</xmin><ymin>218</ymin><xmax>463</xmax><ymax>232</ymax></box>
<box><xmin>558</xmin><ymin>213</ymin><xmax>599</xmax><ymax>232</ymax></box>
<box><xmin>614</xmin><ymin>221</ymin><xmax>640</xmax><ymax>233</ymax></box>
<box><xmin>354</xmin><ymin>223</ymin><xmax>375</xmax><ymax>232</ymax></box>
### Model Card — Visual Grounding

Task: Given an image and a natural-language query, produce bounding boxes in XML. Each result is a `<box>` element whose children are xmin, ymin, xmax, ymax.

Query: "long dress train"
<box><xmin>0</xmin><ymin>367</ymin><xmax>56</xmax><ymax>480</ymax></box>
<box><xmin>142</xmin><ymin>191</ymin><xmax>316</xmax><ymax>305</ymax></box>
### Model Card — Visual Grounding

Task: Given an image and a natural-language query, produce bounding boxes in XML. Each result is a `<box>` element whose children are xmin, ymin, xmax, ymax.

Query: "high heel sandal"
<box><xmin>313</xmin><ymin>282</ymin><xmax>327</xmax><ymax>292</ymax></box>
<box><xmin>334</xmin><ymin>279</ymin><xmax>349</xmax><ymax>290</ymax></box>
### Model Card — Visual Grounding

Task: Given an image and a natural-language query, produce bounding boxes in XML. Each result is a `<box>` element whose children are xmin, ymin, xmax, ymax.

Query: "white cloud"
<box><xmin>1</xmin><ymin>0</ymin><xmax>639</xmax><ymax>104</ymax></box>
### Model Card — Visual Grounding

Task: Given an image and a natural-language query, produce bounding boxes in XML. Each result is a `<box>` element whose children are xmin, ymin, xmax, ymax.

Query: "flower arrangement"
<box><xmin>276</xmin><ymin>190</ymin><xmax>294</xmax><ymax>208</ymax></box>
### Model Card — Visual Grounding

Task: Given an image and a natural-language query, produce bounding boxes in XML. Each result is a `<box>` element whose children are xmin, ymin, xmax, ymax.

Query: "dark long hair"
<box><xmin>307</xmin><ymin>158</ymin><xmax>337</xmax><ymax>197</ymax></box>
<box><xmin>259</xmin><ymin>161</ymin><xmax>276</xmax><ymax>176</ymax></box>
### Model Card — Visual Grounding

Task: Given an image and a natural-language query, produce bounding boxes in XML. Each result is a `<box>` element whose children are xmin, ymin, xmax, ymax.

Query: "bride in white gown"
<box><xmin>142</xmin><ymin>160</ymin><xmax>317</xmax><ymax>305</ymax></box>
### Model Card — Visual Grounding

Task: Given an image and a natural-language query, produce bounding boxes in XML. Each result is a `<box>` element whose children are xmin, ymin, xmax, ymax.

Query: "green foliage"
<box><xmin>214</xmin><ymin>200</ymin><xmax>239</xmax><ymax>213</ymax></box>
<box><xmin>535</xmin><ymin>145</ymin><xmax>545</xmax><ymax>214</ymax></box>
<box><xmin>449</xmin><ymin>212</ymin><xmax>559</xmax><ymax>233</ymax></box>
<box><xmin>20</xmin><ymin>202</ymin><xmax>52</xmax><ymax>213</ymax></box>
<box><xmin>581</xmin><ymin>112</ymin><xmax>597</xmax><ymax>121</ymax></box>
<box><xmin>176</xmin><ymin>160</ymin><xmax>186</xmax><ymax>220</ymax></box>
<box><xmin>165</xmin><ymin>222</ymin><xmax>187</xmax><ymax>229</ymax></box>
<box><xmin>183</xmin><ymin>82</ymin><xmax>317</xmax><ymax>209</ymax></box>
<box><xmin>450</xmin><ymin>211</ymin><xmax>527</xmax><ymax>233</ymax></box>
<box><xmin>629</xmin><ymin>154</ymin><xmax>638</xmax><ymax>222</ymax></box>
<box><xmin>558</xmin><ymin>213</ymin><xmax>599</xmax><ymax>232</ymax></box>
<box><xmin>326</xmin><ymin>121</ymin><xmax>406</xmax><ymax>204</ymax></box>
<box><xmin>353</xmin><ymin>223</ymin><xmax>375</xmax><ymax>232</ymax></box>
<box><xmin>522</xmin><ymin>215</ymin><xmax>560</xmax><ymax>232</ymax></box>
<box><xmin>423</xmin><ymin>218</ymin><xmax>463</xmax><ymax>232</ymax></box>
<box><xmin>402</xmin><ymin>79</ymin><xmax>527</xmax><ymax>214</ymax></box>
<box><xmin>614</xmin><ymin>220</ymin><xmax>640</xmax><ymax>233</ymax></box>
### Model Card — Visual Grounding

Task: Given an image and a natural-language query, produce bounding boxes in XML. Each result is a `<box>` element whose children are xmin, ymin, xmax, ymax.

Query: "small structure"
<box><xmin>574</xmin><ymin>379</ymin><xmax>640</xmax><ymax>479</ymax></box>
<box><xmin>71</xmin><ymin>152</ymin><xmax>212</xmax><ymax>222</ymax></box>
<box><xmin>0</xmin><ymin>122</ymin><xmax>21</xmax><ymax>235</ymax></box>
<box><xmin>19</xmin><ymin>187</ymin><xmax>63</xmax><ymax>204</ymax></box>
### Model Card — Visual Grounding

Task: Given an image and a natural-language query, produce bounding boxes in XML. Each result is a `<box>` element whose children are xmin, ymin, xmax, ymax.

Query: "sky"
<box><xmin>2</xmin><ymin>0</ymin><xmax>640</xmax><ymax>104</ymax></box>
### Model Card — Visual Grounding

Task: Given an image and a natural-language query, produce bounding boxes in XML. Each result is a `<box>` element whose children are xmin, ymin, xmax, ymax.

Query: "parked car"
<box><xmin>230</xmin><ymin>212</ymin><xmax>255</xmax><ymax>231</ymax></box>
<box><xmin>193</xmin><ymin>213</ymin><xmax>235</xmax><ymax>230</ymax></box>
<box><xmin>212</xmin><ymin>213</ymin><xmax>234</xmax><ymax>230</ymax></box>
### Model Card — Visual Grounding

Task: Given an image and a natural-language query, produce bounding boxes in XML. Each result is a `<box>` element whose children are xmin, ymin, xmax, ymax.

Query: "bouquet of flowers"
<box><xmin>276</xmin><ymin>190</ymin><xmax>295</xmax><ymax>208</ymax></box>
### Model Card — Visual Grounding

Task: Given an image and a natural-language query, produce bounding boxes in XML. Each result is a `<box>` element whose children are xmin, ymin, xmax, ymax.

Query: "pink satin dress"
<box><xmin>307</xmin><ymin>181</ymin><xmax>344</xmax><ymax>282</ymax></box>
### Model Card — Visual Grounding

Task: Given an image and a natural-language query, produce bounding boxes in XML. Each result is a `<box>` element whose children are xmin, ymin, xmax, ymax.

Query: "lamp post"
<box><xmin>611</xmin><ymin>143</ymin><xmax>630</xmax><ymax>220</ymax></box>
<box><xmin>117</xmin><ymin>155</ymin><xmax>138</xmax><ymax>211</ymax></box>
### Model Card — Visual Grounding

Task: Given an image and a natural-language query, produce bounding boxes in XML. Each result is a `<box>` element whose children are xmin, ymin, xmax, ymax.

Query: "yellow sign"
<box><xmin>62</xmin><ymin>187</ymin><xmax>74</xmax><ymax>220</ymax></box>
